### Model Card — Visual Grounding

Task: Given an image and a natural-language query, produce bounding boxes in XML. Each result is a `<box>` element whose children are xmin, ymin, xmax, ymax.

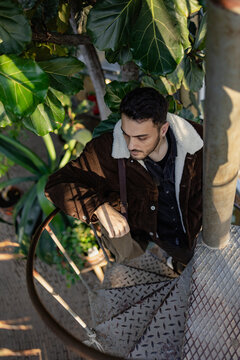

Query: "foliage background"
<box><xmin>0</xmin><ymin>0</ymin><xmax>206</xmax><ymax>263</ymax></box>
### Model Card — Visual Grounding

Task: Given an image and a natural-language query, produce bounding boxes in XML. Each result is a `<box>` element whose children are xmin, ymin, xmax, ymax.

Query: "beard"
<box><xmin>130</xmin><ymin>134</ymin><xmax>161</xmax><ymax>160</ymax></box>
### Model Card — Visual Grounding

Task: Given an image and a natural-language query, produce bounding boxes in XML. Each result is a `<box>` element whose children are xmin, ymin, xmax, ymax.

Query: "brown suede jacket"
<box><xmin>45</xmin><ymin>113</ymin><xmax>203</xmax><ymax>263</ymax></box>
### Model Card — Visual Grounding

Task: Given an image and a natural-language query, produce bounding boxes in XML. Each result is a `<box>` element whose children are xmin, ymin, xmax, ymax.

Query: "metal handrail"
<box><xmin>26</xmin><ymin>208</ymin><xmax>124</xmax><ymax>360</ymax></box>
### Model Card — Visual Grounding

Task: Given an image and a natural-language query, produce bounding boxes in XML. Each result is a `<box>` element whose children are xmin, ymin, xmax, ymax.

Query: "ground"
<box><xmin>0</xmin><ymin>130</ymin><xmax>99</xmax><ymax>360</ymax></box>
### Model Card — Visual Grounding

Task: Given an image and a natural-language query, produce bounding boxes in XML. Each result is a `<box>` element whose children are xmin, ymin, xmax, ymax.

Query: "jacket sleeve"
<box><xmin>45</xmin><ymin>135</ymin><xmax>118</xmax><ymax>223</ymax></box>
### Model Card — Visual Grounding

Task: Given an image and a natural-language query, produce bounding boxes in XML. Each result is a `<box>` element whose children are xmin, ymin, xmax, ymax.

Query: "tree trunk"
<box><xmin>203</xmin><ymin>0</ymin><xmax>240</xmax><ymax>248</ymax></box>
<box><xmin>70</xmin><ymin>9</ymin><xmax>111</xmax><ymax>121</ymax></box>
<box><xmin>78</xmin><ymin>44</ymin><xmax>111</xmax><ymax>121</ymax></box>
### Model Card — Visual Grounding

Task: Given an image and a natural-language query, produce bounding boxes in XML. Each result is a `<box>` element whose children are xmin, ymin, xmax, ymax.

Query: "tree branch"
<box><xmin>32</xmin><ymin>31</ymin><xmax>91</xmax><ymax>46</ymax></box>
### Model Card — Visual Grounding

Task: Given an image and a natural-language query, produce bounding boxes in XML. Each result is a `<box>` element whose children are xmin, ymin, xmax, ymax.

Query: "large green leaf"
<box><xmin>141</xmin><ymin>60</ymin><xmax>185</xmax><ymax>96</ymax></box>
<box><xmin>194</xmin><ymin>12</ymin><xmax>207</xmax><ymax>50</ymax></box>
<box><xmin>105</xmin><ymin>46</ymin><xmax>133</xmax><ymax>65</ymax></box>
<box><xmin>104</xmin><ymin>81</ymin><xmax>140</xmax><ymax>112</ymax></box>
<box><xmin>37</xmin><ymin>174</ymin><xmax>67</xmax><ymax>234</ymax></box>
<box><xmin>131</xmin><ymin>0</ymin><xmax>187</xmax><ymax>75</ymax></box>
<box><xmin>72</xmin><ymin>129</ymin><xmax>92</xmax><ymax>146</ymax></box>
<box><xmin>93</xmin><ymin>112</ymin><xmax>120</xmax><ymax>138</ymax></box>
<box><xmin>141</xmin><ymin>76</ymin><xmax>176</xmax><ymax>96</ymax></box>
<box><xmin>16</xmin><ymin>184</ymin><xmax>38</xmax><ymax>243</ymax></box>
<box><xmin>182</xmin><ymin>56</ymin><xmax>204</xmax><ymax>92</ymax></box>
<box><xmin>0</xmin><ymin>55</ymin><xmax>49</xmax><ymax>117</ymax></box>
<box><xmin>12</xmin><ymin>181</ymin><xmax>56</xmax><ymax>264</ymax></box>
<box><xmin>38</xmin><ymin>57</ymin><xmax>85</xmax><ymax>76</ymax></box>
<box><xmin>46</xmin><ymin>72</ymin><xmax>84</xmax><ymax>95</ymax></box>
<box><xmin>38</xmin><ymin>57</ymin><xmax>84</xmax><ymax>95</ymax></box>
<box><xmin>0</xmin><ymin>102</ymin><xmax>12</xmax><ymax>127</ymax></box>
<box><xmin>0</xmin><ymin>101</ymin><xmax>20</xmax><ymax>128</ymax></box>
<box><xmin>0</xmin><ymin>1</ymin><xmax>32</xmax><ymax>55</ymax></box>
<box><xmin>87</xmin><ymin>0</ymin><xmax>141</xmax><ymax>51</ymax></box>
<box><xmin>0</xmin><ymin>133</ymin><xmax>49</xmax><ymax>174</ymax></box>
<box><xmin>23</xmin><ymin>89</ymin><xmax>65</xmax><ymax>136</ymax></box>
<box><xmin>0</xmin><ymin>176</ymin><xmax>37</xmax><ymax>191</ymax></box>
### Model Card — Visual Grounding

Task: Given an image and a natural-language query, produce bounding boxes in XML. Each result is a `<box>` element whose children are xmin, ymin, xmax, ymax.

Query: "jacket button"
<box><xmin>150</xmin><ymin>205</ymin><xmax>155</xmax><ymax>211</ymax></box>
<box><xmin>82</xmin><ymin>215</ymin><xmax>87</xmax><ymax>220</ymax></box>
<box><xmin>130</xmin><ymin>160</ymin><xmax>134</xmax><ymax>163</ymax></box>
<box><xmin>149</xmin><ymin>232</ymin><xmax>154</xmax><ymax>236</ymax></box>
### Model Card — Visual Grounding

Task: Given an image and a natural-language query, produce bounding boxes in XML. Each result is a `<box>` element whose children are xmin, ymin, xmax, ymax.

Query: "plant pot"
<box><xmin>0</xmin><ymin>186</ymin><xmax>22</xmax><ymax>216</ymax></box>
<box><xmin>85</xmin><ymin>247</ymin><xmax>106</xmax><ymax>267</ymax></box>
<box><xmin>84</xmin><ymin>247</ymin><xmax>108</xmax><ymax>282</ymax></box>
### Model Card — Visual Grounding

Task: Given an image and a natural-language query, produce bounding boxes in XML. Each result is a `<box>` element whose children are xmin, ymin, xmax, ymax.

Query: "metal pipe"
<box><xmin>203</xmin><ymin>0</ymin><xmax>240</xmax><ymax>247</ymax></box>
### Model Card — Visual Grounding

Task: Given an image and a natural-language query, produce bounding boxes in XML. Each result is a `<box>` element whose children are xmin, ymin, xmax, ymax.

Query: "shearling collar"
<box><xmin>111</xmin><ymin>113</ymin><xmax>203</xmax><ymax>159</ymax></box>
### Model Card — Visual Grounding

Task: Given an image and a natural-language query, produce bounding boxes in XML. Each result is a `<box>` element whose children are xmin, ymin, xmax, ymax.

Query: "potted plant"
<box><xmin>0</xmin><ymin>153</ymin><xmax>23</xmax><ymax>221</ymax></box>
<box><xmin>0</xmin><ymin>126</ymin><xmax>92</xmax><ymax>264</ymax></box>
<box><xmin>53</xmin><ymin>220</ymin><xmax>105</xmax><ymax>286</ymax></box>
<box><xmin>0</xmin><ymin>185</ymin><xmax>22</xmax><ymax>217</ymax></box>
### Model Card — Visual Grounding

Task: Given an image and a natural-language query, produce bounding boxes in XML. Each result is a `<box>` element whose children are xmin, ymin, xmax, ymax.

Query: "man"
<box><xmin>45</xmin><ymin>87</ymin><xmax>203</xmax><ymax>268</ymax></box>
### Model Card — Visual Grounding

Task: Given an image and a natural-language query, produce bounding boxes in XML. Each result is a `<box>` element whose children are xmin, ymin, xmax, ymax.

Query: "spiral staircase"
<box><xmin>27</xmin><ymin>209</ymin><xmax>240</xmax><ymax>360</ymax></box>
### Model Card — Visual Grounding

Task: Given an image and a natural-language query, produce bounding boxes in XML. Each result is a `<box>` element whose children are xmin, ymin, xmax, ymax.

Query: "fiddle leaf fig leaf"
<box><xmin>141</xmin><ymin>76</ymin><xmax>176</xmax><ymax>96</ymax></box>
<box><xmin>182</xmin><ymin>56</ymin><xmax>204</xmax><ymax>92</ymax></box>
<box><xmin>87</xmin><ymin>0</ymin><xmax>141</xmax><ymax>51</ymax></box>
<box><xmin>23</xmin><ymin>89</ymin><xmax>65</xmax><ymax>136</ymax></box>
<box><xmin>105</xmin><ymin>46</ymin><xmax>133</xmax><ymax>65</ymax></box>
<box><xmin>194</xmin><ymin>12</ymin><xmax>207</xmax><ymax>50</ymax></box>
<box><xmin>0</xmin><ymin>0</ymin><xmax>32</xmax><ymax>55</ymax></box>
<box><xmin>104</xmin><ymin>81</ymin><xmax>140</xmax><ymax>112</ymax></box>
<box><xmin>38</xmin><ymin>57</ymin><xmax>85</xmax><ymax>76</ymax></box>
<box><xmin>0</xmin><ymin>55</ymin><xmax>49</xmax><ymax>117</ymax></box>
<box><xmin>0</xmin><ymin>101</ymin><xmax>18</xmax><ymax>128</ymax></box>
<box><xmin>131</xmin><ymin>0</ymin><xmax>188</xmax><ymax>75</ymax></box>
<box><xmin>38</xmin><ymin>57</ymin><xmax>85</xmax><ymax>95</ymax></box>
<box><xmin>93</xmin><ymin>112</ymin><xmax>120</xmax><ymax>138</ymax></box>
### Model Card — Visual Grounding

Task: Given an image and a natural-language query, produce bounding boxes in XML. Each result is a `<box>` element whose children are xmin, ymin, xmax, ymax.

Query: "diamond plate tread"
<box><xmin>102</xmin><ymin>263</ymin><xmax>169</xmax><ymax>289</ymax></box>
<box><xmin>182</xmin><ymin>226</ymin><xmax>240</xmax><ymax>360</ymax></box>
<box><xmin>128</xmin><ymin>264</ymin><xmax>192</xmax><ymax>360</ymax></box>
<box><xmin>89</xmin><ymin>282</ymin><xmax>170</xmax><ymax>326</ymax></box>
<box><xmin>95</xmin><ymin>280</ymin><xmax>177</xmax><ymax>357</ymax></box>
<box><xmin>124</xmin><ymin>250</ymin><xmax>178</xmax><ymax>279</ymax></box>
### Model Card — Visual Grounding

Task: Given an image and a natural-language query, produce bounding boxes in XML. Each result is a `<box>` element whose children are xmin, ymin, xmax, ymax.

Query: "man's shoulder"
<box><xmin>86</xmin><ymin>131</ymin><xmax>114</xmax><ymax>152</ymax></box>
<box><xmin>186</xmin><ymin>120</ymin><xmax>203</xmax><ymax>138</ymax></box>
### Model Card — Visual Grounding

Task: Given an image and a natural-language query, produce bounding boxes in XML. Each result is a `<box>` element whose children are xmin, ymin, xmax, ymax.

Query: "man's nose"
<box><xmin>128</xmin><ymin>137</ymin><xmax>136</xmax><ymax>150</ymax></box>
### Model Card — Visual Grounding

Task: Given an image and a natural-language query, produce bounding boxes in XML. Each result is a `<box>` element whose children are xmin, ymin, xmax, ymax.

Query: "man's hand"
<box><xmin>94</xmin><ymin>203</ymin><xmax>130</xmax><ymax>238</ymax></box>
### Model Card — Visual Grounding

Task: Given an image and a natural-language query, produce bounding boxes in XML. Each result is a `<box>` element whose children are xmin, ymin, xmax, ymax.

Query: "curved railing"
<box><xmin>26</xmin><ymin>208</ymin><xmax>123</xmax><ymax>360</ymax></box>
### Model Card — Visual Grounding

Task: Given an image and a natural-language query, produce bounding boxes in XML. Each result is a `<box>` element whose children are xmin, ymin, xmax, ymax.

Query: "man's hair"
<box><xmin>120</xmin><ymin>87</ymin><xmax>168</xmax><ymax>125</ymax></box>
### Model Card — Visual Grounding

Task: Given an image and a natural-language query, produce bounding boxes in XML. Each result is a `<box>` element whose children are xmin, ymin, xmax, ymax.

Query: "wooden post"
<box><xmin>203</xmin><ymin>0</ymin><xmax>240</xmax><ymax>247</ymax></box>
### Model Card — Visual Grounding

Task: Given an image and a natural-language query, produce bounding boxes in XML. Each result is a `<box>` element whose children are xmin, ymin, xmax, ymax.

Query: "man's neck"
<box><xmin>149</xmin><ymin>136</ymin><xmax>168</xmax><ymax>162</ymax></box>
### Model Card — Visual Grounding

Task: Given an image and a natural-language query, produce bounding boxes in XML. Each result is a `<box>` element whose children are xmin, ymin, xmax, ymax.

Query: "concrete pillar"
<box><xmin>203</xmin><ymin>0</ymin><xmax>240</xmax><ymax>247</ymax></box>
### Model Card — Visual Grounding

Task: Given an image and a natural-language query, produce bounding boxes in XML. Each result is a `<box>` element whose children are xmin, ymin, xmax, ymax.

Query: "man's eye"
<box><xmin>138</xmin><ymin>137</ymin><xmax>147</xmax><ymax>141</ymax></box>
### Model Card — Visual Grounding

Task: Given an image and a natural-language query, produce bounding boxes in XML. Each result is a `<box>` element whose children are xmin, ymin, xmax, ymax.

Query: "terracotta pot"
<box><xmin>0</xmin><ymin>186</ymin><xmax>22</xmax><ymax>216</ymax></box>
<box><xmin>85</xmin><ymin>248</ymin><xmax>106</xmax><ymax>266</ymax></box>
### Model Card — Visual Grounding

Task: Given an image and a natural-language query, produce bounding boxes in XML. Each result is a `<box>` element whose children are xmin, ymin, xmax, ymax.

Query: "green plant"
<box><xmin>0</xmin><ymin>0</ymin><xmax>206</xmax><ymax>138</ymax></box>
<box><xmin>53</xmin><ymin>220</ymin><xmax>99</xmax><ymax>286</ymax></box>
<box><xmin>0</xmin><ymin>130</ymin><xmax>86</xmax><ymax>263</ymax></box>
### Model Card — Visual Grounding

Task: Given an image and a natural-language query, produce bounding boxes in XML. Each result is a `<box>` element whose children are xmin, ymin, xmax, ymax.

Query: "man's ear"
<box><xmin>160</xmin><ymin>122</ymin><xmax>169</xmax><ymax>137</ymax></box>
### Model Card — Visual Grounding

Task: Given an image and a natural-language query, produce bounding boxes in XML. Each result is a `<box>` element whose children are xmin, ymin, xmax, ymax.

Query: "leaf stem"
<box><xmin>42</xmin><ymin>134</ymin><xmax>56</xmax><ymax>172</ymax></box>
<box><xmin>59</xmin><ymin>140</ymin><xmax>76</xmax><ymax>169</ymax></box>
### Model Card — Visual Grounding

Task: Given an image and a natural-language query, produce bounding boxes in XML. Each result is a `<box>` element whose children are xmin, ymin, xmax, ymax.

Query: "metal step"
<box><xmin>128</xmin><ymin>265</ymin><xmax>192</xmax><ymax>360</ymax></box>
<box><xmin>89</xmin><ymin>282</ymin><xmax>171</xmax><ymax>326</ymax></box>
<box><xmin>95</xmin><ymin>280</ymin><xmax>177</xmax><ymax>357</ymax></box>
<box><xmin>102</xmin><ymin>263</ymin><xmax>170</xmax><ymax>289</ymax></box>
<box><xmin>124</xmin><ymin>250</ymin><xmax>178</xmax><ymax>279</ymax></box>
<box><xmin>182</xmin><ymin>225</ymin><xmax>240</xmax><ymax>360</ymax></box>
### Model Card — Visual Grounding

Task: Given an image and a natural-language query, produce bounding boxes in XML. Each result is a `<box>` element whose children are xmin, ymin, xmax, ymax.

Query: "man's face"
<box><xmin>121</xmin><ymin>114</ymin><xmax>168</xmax><ymax>160</ymax></box>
